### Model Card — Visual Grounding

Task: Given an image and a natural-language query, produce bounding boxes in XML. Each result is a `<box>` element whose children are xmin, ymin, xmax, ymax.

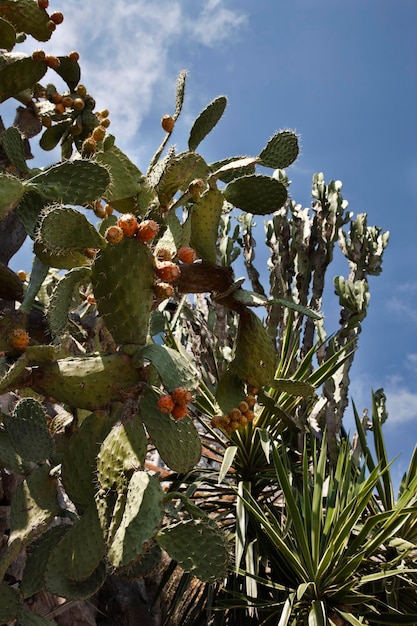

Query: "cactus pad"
<box><xmin>231</xmin><ymin>309</ymin><xmax>276</xmax><ymax>387</ymax></box>
<box><xmin>224</xmin><ymin>174</ymin><xmax>287</xmax><ymax>215</ymax></box>
<box><xmin>9</xmin><ymin>464</ymin><xmax>59</xmax><ymax>544</ymax></box>
<box><xmin>95</xmin><ymin>144</ymin><xmax>145</xmax><ymax>207</ymax></box>
<box><xmin>271</xmin><ymin>378</ymin><xmax>315</xmax><ymax>397</ymax></box>
<box><xmin>1</xmin><ymin>125</ymin><xmax>29</xmax><ymax>172</ymax></box>
<box><xmin>54</xmin><ymin>55</ymin><xmax>81</xmax><ymax>91</ymax></box>
<box><xmin>157</xmin><ymin>517</ymin><xmax>229</xmax><ymax>582</ymax></box>
<box><xmin>0</xmin><ymin>54</ymin><xmax>47</xmax><ymax>102</ymax></box>
<box><xmin>45</xmin><ymin>552</ymin><xmax>106</xmax><ymax>601</ymax></box>
<box><xmin>138</xmin><ymin>344</ymin><xmax>199</xmax><ymax>391</ymax></box>
<box><xmin>258</xmin><ymin>130</ymin><xmax>299</xmax><ymax>169</ymax></box>
<box><xmin>91</xmin><ymin>237</ymin><xmax>155</xmax><ymax>346</ymax></box>
<box><xmin>0</xmin><ymin>172</ymin><xmax>25</xmax><ymax>219</ymax></box>
<box><xmin>3</xmin><ymin>397</ymin><xmax>54</xmax><ymax>464</ymax></box>
<box><xmin>61</xmin><ymin>411</ymin><xmax>112</xmax><ymax>512</ymax></box>
<box><xmin>188</xmin><ymin>95</ymin><xmax>227</xmax><ymax>151</ymax></box>
<box><xmin>21</xmin><ymin>525</ymin><xmax>69</xmax><ymax>598</ymax></box>
<box><xmin>28</xmin><ymin>160</ymin><xmax>111</xmax><ymax>205</ymax></box>
<box><xmin>155</xmin><ymin>151</ymin><xmax>210</xmax><ymax>208</ymax></box>
<box><xmin>107</xmin><ymin>471</ymin><xmax>164</xmax><ymax>568</ymax></box>
<box><xmin>0</xmin><ymin>17</ymin><xmax>16</xmax><ymax>51</ymax></box>
<box><xmin>189</xmin><ymin>185</ymin><xmax>223</xmax><ymax>264</ymax></box>
<box><xmin>47</xmin><ymin>266</ymin><xmax>92</xmax><ymax>338</ymax></box>
<box><xmin>210</xmin><ymin>155</ymin><xmax>257</xmax><ymax>184</ymax></box>
<box><xmin>0</xmin><ymin>0</ymin><xmax>53</xmax><ymax>42</ymax></box>
<box><xmin>0</xmin><ymin>583</ymin><xmax>20</xmax><ymax>623</ymax></box>
<box><xmin>31</xmin><ymin>353</ymin><xmax>141</xmax><ymax>410</ymax></box>
<box><xmin>97</xmin><ymin>418</ymin><xmax>148</xmax><ymax>490</ymax></box>
<box><xmin>139</xmin><ymin>388</ymin><xmax>201</xmax><ymax>472</ymax></box>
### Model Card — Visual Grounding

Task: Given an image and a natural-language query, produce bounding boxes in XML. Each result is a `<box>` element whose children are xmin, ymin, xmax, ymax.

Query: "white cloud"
<box><xmin>18</xmin><ymin>1</ymin><xmax>247</xmax><ymax>159</ymax></box>
<box><xmin>385</xmin><ymin>386</ymin><xmax>417</xmax><ymax>425</ymax></box>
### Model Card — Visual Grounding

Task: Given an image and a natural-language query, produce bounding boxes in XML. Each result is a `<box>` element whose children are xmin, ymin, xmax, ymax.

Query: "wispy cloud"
<box><xmin>385</xmin><ymin>386</ymin><xmax>417</xmax><ymax>425</ymax></box>
<box><xmin>19</xmin><ymin>1</ymin><xmax>247</xmax><ymax>158</ymax></box>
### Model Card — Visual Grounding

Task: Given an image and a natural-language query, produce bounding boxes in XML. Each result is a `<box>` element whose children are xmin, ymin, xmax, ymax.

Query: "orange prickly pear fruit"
<box><xmin>69</xmin><ymin>51</ymin><xmax>80</xmax><ymax>62</ymax></box>
<box><xmin>50</xmin><ymin>11</ymin><xmax>64</xmax><ymax>24</ymax></box>
<box><xmin>37</xmin><ymin>0</ymin><xmax>49</xmax><ymax>8</ymax></box>
<box><xmin>157</xmin><ymin>394</ymin><xmax>175</xmax><ymax>414</ymax></box>
<box><xmin>8</xmin><ymin>329</ymin><xmax>30</xmax><ymax>351</ymax></box>
<box><xmin>154</xmin><ymin>282</ymin><xmax>174</xmax><ymax>300</ymax></box>
<box><xmin>137</xmin><ymin>219</ymin><xmax>159</xmax><ymax>242</ymax></box>
<box><xmin>32</xmin><ymin>50</ymin><xmax>46</xmax><ymax>62</ymax></box>
<box><xmin>177</xmin><ymin>246</ymin><xmax>197</xmax><ymax>264</ymax></box>
<box><xmin>117</xmin><ymin>213</ymin><xmax>139</xmax><ymax>238</ymax></box>
<box><xmin>155</xmin><ymin>261</ymin><xmax>180</xmax><ymax>283</ymax></box>
<box><xmin>45</xmin><ymin>55</ymin><xmax>60</xmax><ymax>69</ymax></box>
<box><xmin>171</xmin><ymin>404</ymin><xmax>189</xmax><ymax>420</ymax></box>
<box><xmin>161</xmin><ymin>114</ymin><xmax>175</xmax><ymax>133</ymax></box>
<box><xmin>245</xmin><ymin>394</ymin><xmax>257</xmax><ymax>407</ymax></box>
<box><xmin>105</xmin><ymin>225</ymin><xmax>124</xmax><ymax>244</ymax></box>
<box><xmin>171</xmin><ymin>387</ymin><xmax>192</xmax><ymax>406</ymax></box>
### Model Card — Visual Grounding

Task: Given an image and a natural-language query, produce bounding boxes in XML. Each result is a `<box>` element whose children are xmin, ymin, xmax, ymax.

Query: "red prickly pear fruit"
<box><xmin>157</xmin><ymin>394</ymin><xmax>175</xmax><ymax>414</ymax></box>
<box><xmin>238</xmin><ymin>401</ymin><xmax>249</xmax><ymax>414</ymax></box>
<box><xmin>92</xmin><ymin>126</ymin><xmax>106</xmax><ymax>141</ymax></box>
<box><xmin>177</xmin><ymin>246</ymin><xmax>197</xmax><ymax>264</ymax></box>
<box><xmin>45</xmin><ymin>55</ymin><xmax>60</xmax><ymax>69</ymax></box>
<box><xmin>8</xmin><ymin>329</ymin><xmax>30</xmax><ymax>351</ymax></box>
<box><xmin>245</xmin><ymin>409</ymin><xmax>255</xmax><ymax>422</ymax></box>
<box><xmin>154</xmin><ymin>282</ymin><xmax>174</xmax><ymax>300</ymax></box>
<box><xmin>187</xmin><ymin>178</ymin><xmax>205</xmax><ymax>199</ymax></box>
<box><xmin>32</xmin><ymin>50</ymin><xmax>46</xmax><ymax>62</ymax></box>
<box><xmin>171</xmin><ymin>387</ymin><xmax>192</xmax><ymax>406</ymax></box>
<box><xmin>171</xmin><ymin>404</ymin><xmax>189</xmax><ymax>420</ymax></box>
<box><xmin>50</xmin><ymin>11</ymin><xmax>64</xmax><ymax>24</ymax></box>
<box><xmin>117</xmin><ymin>213</ymin><xmax>139</xmax><ymax>238</ymax></box>
<box><xmin>245</xmin><ymin>394</ymin><xmax>257</xmax><ymax>408</ymax></box>
<box><xmin>37</xmin><ymin>0</ymin><xmax>49</xmax><ymax>8</ymax></box>
<box><xmin>105</xmin><ymin>225</ymin><xmax>124</xmax><ymax>244</ymax></box>
<box><xmin>69</xmin><ymin>51</ymin><xmax>80</xmax><ymax>62</ymax></box>
<box><xmin>155</xmin><ymin>261</ymin><xmax>180</xmax><ymax>283</ymax></box>
<box><xmin>161</xmin><ymin>115</ymin><xmax>175</xmax><ymax>133</ymax></box>
<box><xmin>137</xmin><ymin>219</ymin><xmax>159</xmax><ymax>242</ymax></box>
<box><xmin>155</xmin><ymin>248</ymin><xmax>172</xmax><ymax>262</ymax></box>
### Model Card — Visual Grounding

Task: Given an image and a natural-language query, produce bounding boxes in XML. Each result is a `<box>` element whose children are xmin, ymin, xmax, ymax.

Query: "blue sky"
<box><xmin>5</xmin><ymin>0</ymin><xmax>417</xmax><ymax>485</ymax></box>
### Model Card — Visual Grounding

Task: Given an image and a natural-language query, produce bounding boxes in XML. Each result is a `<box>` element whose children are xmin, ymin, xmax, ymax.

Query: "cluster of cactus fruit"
<box><xmin>0</xmin><ymin>1</ymin><xmax>390</xmax><ymax>621</ymax></box>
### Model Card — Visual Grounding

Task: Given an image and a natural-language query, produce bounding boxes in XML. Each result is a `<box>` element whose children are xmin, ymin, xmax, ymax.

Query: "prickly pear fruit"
<box><xmin>117</xmin><ymin>213</ymin><xmax>139</xmax><ymax>237</ymax></box>
<box><xmin>171</xmin><ymin>387</ymin><xmax>192</xmax><ymax>405</ymax></box>
<box><xmin>155</xmin><ymin>260</ymin><xmax>180</xmax><ymax>283</ymax></box>
<box><xmin>8</xmin><ymin>328</ymin><xmax>29</xmax><ymax>351</ymax></box>
<box><xmin>171</xmin><ymin>404</ymin><xmax>189</xmax><ymax>420</ymax></box>
<box><xmin>157</xmin><ymin>394</ymin><xmax>175</xmax><ymax>414</ymax></box>
<box><xmin>137</xmin><ymin>219</ymin><xmax>159</xmax><ymax>242</ymax></box>
<box><xmin>161</xmin><ymin>114</ymin><xmax>175</xmax><ymax>132</ymax></box>
<box><xmin>105</xmin><ymin>224</ymin><xmax>124</xmax><ymax>244</ymax></box>
<box><xmin>177</xmin><ymin>246</ymin><xmax>197</xmax><ymax>264</ymax></box>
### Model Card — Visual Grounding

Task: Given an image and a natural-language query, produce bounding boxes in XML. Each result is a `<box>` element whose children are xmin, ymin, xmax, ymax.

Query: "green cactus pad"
<box><xmin>36</xmin><ymin>206</ymin><xmax>107</xmax><ymax>252</ymax></box>
<box><xmin>3</xmin><ymin>397</ymin><xmax>54</xmax><ymax>464</ymax></box>
<box><xmin>138</xmin><ymin>344</ymin><xmax>199</xmax><ymax>391</ymax></box>
<box><xmin>0</xmin><ymin>172</ymin><xmax>25</xmax><ymax>219</ymax></box>
<box><xmin>9</xmin><ymin>464</ymin><xmax>59</xmax><ymax>544</ymax></box>
<box><xmin>155</xmin><ymin>151</ymin><xmax>210</xmax><ymax>208</ymax></box>
<box><xmin>120</xmin><ymin>542</ymin><xmax>162</xmax><ymax>579</ymax></box>
<box><xmin>34</xmin><ymin>240</ymin><xmax>92</xmax><ymax>270</ymax></box>
<box><xmin>0</xmin><ymin>427</ymin><xmax>32</xmax><ymax>473</ymax></box>
<box><xmin>188</xmin><ymin>95</ymin><xmax>227</xmax><ymax>152</ymax></box>
<box><xmin>223</xmin><ymin>174</ymin><xmax>287</xmax><ymax>215</ymax></box>
<box><xmin>174</xmin><ymin>69</ymin><xmax>187</xmax><ymax>119</ymax></box>
<box><xmin>97</xmin><ymin>418</ymin><xmax>148</xmax><ymax>490</ymax></box>
<box><xmin>27</xmin><ymin>160</ymin><xmax>111</xmax><ymax>205</ymax></box>
<box><xmin>157</xmin><ymin>518</ymin><xmax>229</xmax><ymax>582</ymax></box>
<box><xmin>189</xmin><ymin>185</ymin><xmax>223</xmax><ymax>264</ymax></box>
<box><xmin>0</xmin><ymin>0</ymin><xmax>53</xmax><ymax>42</ymax></box>
<box><xmin>53</xmin><ymin>504</ymin><xmax>105</xmax><ymax>582</ymax></box>
<box><xmin>0</xmin><ymin>583</ymin><xmax>20</xmax><ymax>623</ymax></box>
<box><xmin>210</xmin><ymin>155</ymin><xmax>257</xmax><ymax>184</ymax></box>
<box><xmin>0</xmin><ymin>54</ymin><xmax>47</xmax><ymax>102</ymax></box>
<box><xmin>54</xmin><ymin>55</ymin><xmax>81</xmax><ymax>91</ymax></box>
<box><xmin>231</xmin><ymin>309</ymin><xmax>276</xmax><ymax>387</ymax></box>
<box><xmin>91</xmin><ymin>237</ymin><xmax>155</xmax><ymax>346</ymax></box>
<box><xmin>39</xmin><ymin>120</ymin><xmax>71</xmax><ymax>151</ymax></box>
<box><xmin>21</xmin><ymin>525</ymin><xmax>69</xmax><ymax>598</ymax></box>
<box><xmin>0</xmin><ymin>17</ymin><xmax>16</xmax><ymax>51</ymax></box>
<box><xmin>95</xmin><ymin>144</ymin><xmax>144</xmax><ymax>206</ymax></box>
<box><xmin>1</xmin><ymin>125</ymin><xmax>29</xmax><ymax>172</ymax></box>
<box><xmin>16</xmin><ymin>189</ymin><xmax>46</xmax><ymax>239</ymax></box>
<box><xmin>258</xmin><ymin>130</ymin><xmax>299</xmax><ymax>169</ymax></box>
<box><xmin>48</xmin><ymin>266</ymin><xmax>92</xmax><ymax>338</ymax></box>
<box><xmin>216</xmin><ymin>369</ymin><xmax>246</xmax><ymax>414</ymax></box>
<box><xmin>107</xmin><ymin>471</ymin><xmax>164</xmax><ymax>568</ymax></box>
<box><xmin>139</xmin><ymin>388</ymin><xmax>201</xmax><ymax>473</ymax></box>
<box><xmin>32</xmin><ymin>353</ymin><xmax>141</xmax><ymax>410</ymax></box>
<box><xmin>154</xmin><ymin>212</ymin><xmax>190</xmax><ymax>259</ymax></box>
<box><xmin>61</xmin><ymin>411</ymin><xmax>112</xmax><ymax>512</ymax></box>
<box><xmin>45</xmin><ymin>554</ymin><xmax>106</xmax><ymax>601</ymax></box>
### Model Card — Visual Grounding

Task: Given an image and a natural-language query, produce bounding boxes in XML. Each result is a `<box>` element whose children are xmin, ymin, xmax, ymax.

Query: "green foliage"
<box><xmin>0</xmin><ymin>5</ymin><xmax>409</xmax><ymax>625</ymax></box>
